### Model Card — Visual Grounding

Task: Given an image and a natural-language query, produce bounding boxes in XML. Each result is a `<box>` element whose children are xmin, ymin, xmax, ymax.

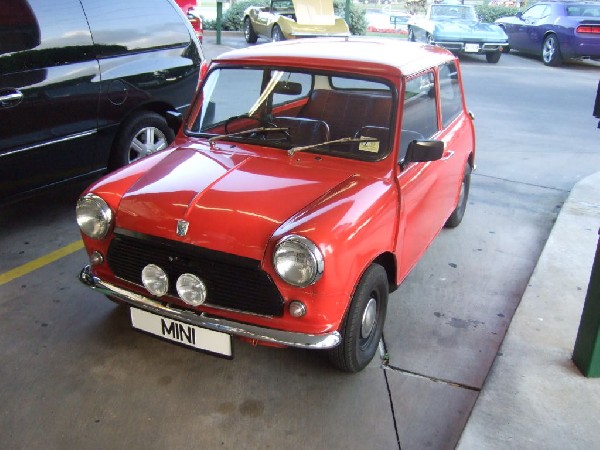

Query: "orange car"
<box><xmin>77</xmin><ymin>39</ymin><xmax>475</xmax><ymax>372</ymax></box>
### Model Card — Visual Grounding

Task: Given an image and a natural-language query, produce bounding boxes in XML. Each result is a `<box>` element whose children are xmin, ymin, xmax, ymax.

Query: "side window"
<box><xmin>523</xmin><ymin>5</ymin><xmax>548</xmax><ymax>20</ymax></box>
<box><xmin>0</xmin><ymin>0</ymin><xmax>93</xmax><ymax>72</ymax></box>
<box><xmin>402</xmin><ymin>72</ymin><xmax>438</xmax><ymax>139</ymax></box>
<box><xmin>80</xmin><ymin>0</ymin><xmax>190</xmax><ymax>57</ymax></box>
<box><xmin>439</xmin><ymin>62</ymin><xmax>463</xmax><ymax>128</ymax></box>
<box><xmin>272</xmin><ymin>72</ymin><xmax>312</xmax><ymax>107</ymax></box>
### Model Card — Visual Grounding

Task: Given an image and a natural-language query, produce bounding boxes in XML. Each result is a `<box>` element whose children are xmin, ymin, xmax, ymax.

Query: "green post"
<box><xmin>345</xmin><ymin>0</ymin><xmax>350</xmax><ymax>28</ymax></box>
<box><xmin>573</xmin><ymin>228</ymin><xmax>600</xmax><ymax>377</ymax></box>
<box><xmin>216</xmin><ymin>1</ymin><xmax>223</xmax><ymax>45</ymax></box>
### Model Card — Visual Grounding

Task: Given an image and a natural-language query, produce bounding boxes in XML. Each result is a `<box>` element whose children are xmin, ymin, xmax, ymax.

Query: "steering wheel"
<box><xmin>224</xmin><ymin>114</ymin><xmax>290</xmax><ymax>141</ymax></box>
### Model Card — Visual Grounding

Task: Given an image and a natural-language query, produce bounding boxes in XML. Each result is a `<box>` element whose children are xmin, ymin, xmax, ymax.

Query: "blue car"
<box><xmin>496</xmin><ymin>1</ymin><xmax>600</xmax><ymax>66</ymax></box>
<box><xmin>407</xmin><ymin>3</ymin><xmax>509</xmax><ymax>63</ymax></box>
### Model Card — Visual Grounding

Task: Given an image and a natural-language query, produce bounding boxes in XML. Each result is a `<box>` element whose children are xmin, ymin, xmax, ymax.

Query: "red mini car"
<box><xmin>77</xmin><ymin>38</ymin><xmax>475</xmax><ymax>372</ymax></box>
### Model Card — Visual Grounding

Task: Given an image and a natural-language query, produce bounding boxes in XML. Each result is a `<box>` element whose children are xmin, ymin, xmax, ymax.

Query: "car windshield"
<box><xmin>430</xmin><ymin>5</ymin><xmax>477</xmax><ymax>20</ymax></box>
<box><xmin>186</xmin><ymin>66</ymin><xmax>395</xmax><ymax>161</ymax></box>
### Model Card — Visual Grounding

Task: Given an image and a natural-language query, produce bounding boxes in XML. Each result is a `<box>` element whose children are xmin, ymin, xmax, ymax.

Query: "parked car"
<box><xmin>242</xmin><ymin>0</ymin><xmax>350</xmax><ymax>42</ymax></box>
<box><xmin>77</xmin><ymin>38</ymin><xmax>476</xmax><ymax>372</ymax></box>
<box><xmin>407</xmin><ymin>2</ymin><xmax>509</xmax><ymax>63</ymax></box>
<box><xmin>175</xmin><ymin>0</ymin><xmax>204</xmax><ymax>44</ymax></box>
<box><xmin>495</xmin><ymin>1</ymin><xmax>600</xmax><ymax>66</ymax></box>
<box><xmin>0</xmin><ymin>0</ymin><xmax>203</xmax><ymax>204</ymax></box>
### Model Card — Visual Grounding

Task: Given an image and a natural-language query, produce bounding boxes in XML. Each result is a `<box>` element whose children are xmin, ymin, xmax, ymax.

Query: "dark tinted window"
<box><xmin>81</xmin><ymin>0</ymin><xmax>191</xmax><ymax>58</ymax></box>
<box><xmin>0</xmin><ymin>0</ymin><xmax>93</xmax><ymax>72</ymax></box>
<box><xmin>402</xmin><ymin>72</ymin><xmax>438</xmax><ymax>139</ymax></box>
<box><xmin>439</xmin><ymin>62</ymin><xmax>463</xmax><ymax>127</ymax></box>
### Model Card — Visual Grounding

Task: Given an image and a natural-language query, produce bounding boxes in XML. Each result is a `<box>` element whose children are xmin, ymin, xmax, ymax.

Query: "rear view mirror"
<box><xmin>404</xmin><ymin>140</ymin><xmax>444</xmax><ymax>163</ymax></box>
<box><xmin>273</xmin><ymin>81</ymin><xmax>302</xmax><ymax>96</ymax></box>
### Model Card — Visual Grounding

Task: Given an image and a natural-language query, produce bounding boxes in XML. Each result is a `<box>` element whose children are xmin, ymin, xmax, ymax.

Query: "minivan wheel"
<box><xmin>327</xmin><ymin>264</ymin><xmax>388</xmax><ymax>373</ymax></box>
<box><xmin>109</xmin><ymin>112</ymin><xmax>175</xmax><ymax>170</ymax></box>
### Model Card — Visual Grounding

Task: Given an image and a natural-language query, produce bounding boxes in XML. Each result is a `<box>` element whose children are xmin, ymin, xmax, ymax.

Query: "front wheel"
<box><xmin>486</xmin><ymin>50</ymin><xmax>501</xmax><ymax>63</ymax></box>
<box><xmin>109</xmin><ymin>112</ymin><xmax>174</xmax><ymax>170</ymax></box>
<box><xmin>243</xmin><ymin>17</ymin><xmax>258</xmax><ymax>44</ymax></box>
<box><xmin>444</xmin><ymin>163</ymin><xmax>471</xmax><ymax>228</ymax></box>
<box><xmin>272</xmin><ymin>25</ymin><xmax>285</xmax><ymax>42</ymax></box>
<box><xmin>328</xmin><ymin>264</ymin><xmax>388</xmax><ymax>373</ymax></box>
<box><xmin>542</xmin><ymin>34</ymin><xmax>562</xmax><ymax>66</ymax></box>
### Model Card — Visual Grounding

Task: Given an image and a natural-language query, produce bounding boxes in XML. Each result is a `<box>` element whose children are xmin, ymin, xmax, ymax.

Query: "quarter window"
<box><xmin>439</xmin><ymin>62</ymin><xmax>463</xmax><ymax>127</ymax></box>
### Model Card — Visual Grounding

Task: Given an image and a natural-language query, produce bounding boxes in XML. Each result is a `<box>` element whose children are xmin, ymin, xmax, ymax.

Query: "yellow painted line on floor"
<box><xmin>0</xmin><ymin>240</ymin><xmax>84</xmax><ymax>287</ymax></box>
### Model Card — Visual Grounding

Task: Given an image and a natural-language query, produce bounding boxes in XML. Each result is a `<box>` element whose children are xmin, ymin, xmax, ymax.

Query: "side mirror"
<box><xmin>404</xmin><ymin>140</ymin><xmax>444</xmax><ymax>163</ymax></box>
<box><xmin>516</xmin><ymin>12</ymin><xmax>523</xmax><ymax>19</ymax></box>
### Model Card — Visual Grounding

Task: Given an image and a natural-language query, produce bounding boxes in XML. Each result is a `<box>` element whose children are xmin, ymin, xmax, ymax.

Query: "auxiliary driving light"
<box><xmin>90</xmin><ymin>251</ymin><xmax>104</xmax><ymax>265</ymax></box>
<box><xmin>289</xmin><ymin>300</ymin><xmax>307</xmax><ymax>318</ymax></box>
<box><xmin>176</xmin><ymin>273</ymin><xmax>207</xmax><ymax>306</ymax></box>
<box><xmin>141</xmin><ymin>264</ymin><xmax>168</xmax><ymax>297</ymax></box>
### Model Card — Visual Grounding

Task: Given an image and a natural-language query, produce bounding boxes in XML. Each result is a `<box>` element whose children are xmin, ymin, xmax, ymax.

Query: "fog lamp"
<box><xmin>141</xmin><ymin>264</ymin><xmax>168</xmax><ymax>297</ymax></box>
<box><xmin>176</xmin><ymin>273</ymin><xmax>207</xmax><ymax>306</ymax></box>
<box><xmin>289</xmin><ymin>300</ymin><xmax>307</xmax><ymax>318</ymax></box>
<box><xmin>90</xmin><ymin>251</ymin><xmax>104</xmax><ymax>265</ymax></box>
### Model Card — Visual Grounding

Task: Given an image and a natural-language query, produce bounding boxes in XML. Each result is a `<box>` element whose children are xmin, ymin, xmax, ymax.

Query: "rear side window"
<box><xmin>402</xmin><ymin>72</ymin><xmax>438</xmax><ymax>139</ymax></box>
<box><xmin>0</xmin><ymin>0</ymin><xmax>93</xmax><ymax>72</ymax></box>
<box><xmin>81</xmin><ymin>0</ymin><xmax>191</xmax><ymax>57</ymax></box>
<box><xmin>439</xmin><ymin>62</ymin><xmax>463</xmax><ymax>127</ymax></box>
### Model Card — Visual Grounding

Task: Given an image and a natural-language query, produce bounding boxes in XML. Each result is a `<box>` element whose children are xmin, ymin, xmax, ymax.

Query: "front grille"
<box><xmin>107</xmin><ymin>230</ymin><xmax>284</xmax><ymax>317</ymax></box>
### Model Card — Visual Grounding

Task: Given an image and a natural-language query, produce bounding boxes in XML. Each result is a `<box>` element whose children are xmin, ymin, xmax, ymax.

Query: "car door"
<box><xmin>396</xmin><ymin>66</ymin><xmax>472</xmax><ymax>278</ymax></box>
<box><xmin>513</xmin><ymin>4</ymin><xmax>551</xmax><ymax>52</ymax></box>
<box><xmin>0</xmin><ymin>0</ymin><xmax>100</xmax><ymax>201</ymax></box>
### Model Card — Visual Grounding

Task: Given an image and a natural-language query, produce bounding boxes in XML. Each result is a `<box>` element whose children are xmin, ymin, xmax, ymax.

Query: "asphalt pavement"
<box><xmin>201</xmin><ymin>34</ymin><xmax>600</xmax><ymax>448</ymax></box>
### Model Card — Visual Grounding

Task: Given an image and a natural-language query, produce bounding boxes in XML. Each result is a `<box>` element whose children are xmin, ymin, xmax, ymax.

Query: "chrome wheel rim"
<box><xmin>543</xmin><ymin>37</ymin><xmax>555</xmax><ymax>63</ymax></box>
<box><xmin>129</xmin><ymin>126</ymin><xmax>168</xmax><ymax>162</ymax></box>
<box><xmin>361</xmin><ymin>297</ymin><xmax>377</xmax><ymax>339</ymax></box>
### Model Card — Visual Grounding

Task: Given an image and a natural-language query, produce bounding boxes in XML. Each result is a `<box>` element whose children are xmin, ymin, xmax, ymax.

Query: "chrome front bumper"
<box><xmin>78</xmin><ymin>265</ymin><xmax>341</xmax><ymax>350</ymax></box>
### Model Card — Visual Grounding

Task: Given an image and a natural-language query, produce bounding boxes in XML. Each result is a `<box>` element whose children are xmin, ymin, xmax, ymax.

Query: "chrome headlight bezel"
<box><xmin>76</xmin><ymin>193</ymin><xmax>113</xmax><ymax>240</ymax></box>
<box><xmin>273</xmin><ymin>235</ymin><xmax>324</xmax><ymax>288</ymax></box>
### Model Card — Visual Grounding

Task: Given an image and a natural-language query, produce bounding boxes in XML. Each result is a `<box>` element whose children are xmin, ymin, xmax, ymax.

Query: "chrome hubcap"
<box><xmin>130</xmin><ymin>126</ymin><xmax>168</xmax><ymax>162</ymax></box>
<box><xmin>361</xmin><ymin>297</ymin><xmax>377</xmax><ymax>339</ymax></box>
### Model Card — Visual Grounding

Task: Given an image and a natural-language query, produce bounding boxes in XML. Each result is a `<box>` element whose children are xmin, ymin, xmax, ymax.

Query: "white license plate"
<box><xmin>464</xmin><ymin>43</ymin><xmax>480</xmax><ymax>53</ymax></box>
<box><xmin>130</xmin><ymin>308</ymin><xmax>232</xmax><ymax>358</ymax></box>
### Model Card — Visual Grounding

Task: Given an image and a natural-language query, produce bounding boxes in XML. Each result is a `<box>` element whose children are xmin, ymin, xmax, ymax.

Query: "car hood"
<box><xmin>115</xmin><ymin>145</ymin><xmax>355</xmax><ymax>260</ymax></box>
<box><xmin>292</xmin><ymin>0</ymin><xmax>336</xmax><ymax>25</ymax></box>
<box><xmin>435</xmin><ymin>20</ymin><xmax>507</xmax><ymax>40</ymax></box>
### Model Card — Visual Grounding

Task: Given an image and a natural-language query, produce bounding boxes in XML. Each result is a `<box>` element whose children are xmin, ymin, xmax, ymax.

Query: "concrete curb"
<box><xmin>458</xmin><ymin>171</ymin><xmax>600</xmax><ymax>449</ymax></box>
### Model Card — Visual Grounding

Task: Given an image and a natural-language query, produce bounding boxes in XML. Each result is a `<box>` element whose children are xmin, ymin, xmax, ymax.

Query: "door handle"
<box><xmin>0</xmin><ymin>89</ymin><xmax>24</xmax><ymax>107</ymax></box>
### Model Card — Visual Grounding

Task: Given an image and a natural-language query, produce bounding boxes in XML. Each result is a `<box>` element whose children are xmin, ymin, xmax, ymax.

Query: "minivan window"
<box><xmin>0</xmin><ymin>0</ymin><xmax>93</xmax><ymax>72</ymax></box>
<box><xmin>80</xmin><ymin>0</ymin><xmax>191</xmax><ymax>57</ymax></box>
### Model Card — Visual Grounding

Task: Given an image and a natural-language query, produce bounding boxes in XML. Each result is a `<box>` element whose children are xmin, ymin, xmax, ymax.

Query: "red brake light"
<box><xmin>577</xmin><ymin>25</ymin><xmax>600</xmax><ymax>34</ymax></box>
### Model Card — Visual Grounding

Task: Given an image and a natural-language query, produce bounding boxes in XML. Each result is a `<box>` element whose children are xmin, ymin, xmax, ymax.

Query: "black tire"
<box><xmin>426</xmin><ymin>33</ymin><xmax>434</xmax><ymax>45</ymax></box>
<box><xmin>407</xmin><ymin>27</ymin><xmax>415</xmax><ymax>42</ymax></box>
<box><xmin>328</xmin><ymin>264</ymin><xmax>388</xmax><ymax>373</ymax></box>
<box><xmin>109</xmin><ymin>112</ymin><xmax>175</xmax><ymax>170</ymax></box>
<box><xmin>542</xmin><ymin>34</ymin><xmax>562</xmax><ymax>66</ymax></box>
<box><xmin>272</xmin><ymin>25</ymin><xmax>285</xmax><ymax>42</ymax></box>
<box><xmin>444</xmin><ymin>163</ymin><xmax>471</xmax><ymax>229</ymax></box>
<box><xmin>244</xmin><ymin>17</ymin><xmax>258</xmax><ymax>44</ymax></box>
<box><xmin>486</xmin><ymin>50</ymin><xmax>501</xmax><ymax>64</ymax></box>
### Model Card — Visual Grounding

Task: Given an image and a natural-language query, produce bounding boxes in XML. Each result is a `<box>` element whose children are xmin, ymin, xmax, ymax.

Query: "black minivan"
<box><xmin>0</xmin><ymin>0</ymin><xmax>203</xmax><ymax>203</ymax></box>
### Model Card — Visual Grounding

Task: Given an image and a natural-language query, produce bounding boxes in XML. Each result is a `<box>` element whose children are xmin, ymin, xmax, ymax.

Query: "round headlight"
<box><xmin>76</xmin><ymin>194</ymin><xmax>113</xmax><ymax>239</ymax></box>
<box><xmin>273</xmin><ymin>235</ymin><xmax>324</xmax><ymax>288</ymax></box>
<box><xmin>176</xmin><ymin>273</ymin><xmax>207</xmax><ymax>306</ymax></box>
<box><xmin>141</xmin><ymin>264</ymin><xmax>169</xmax><ymax>297</ymax></box>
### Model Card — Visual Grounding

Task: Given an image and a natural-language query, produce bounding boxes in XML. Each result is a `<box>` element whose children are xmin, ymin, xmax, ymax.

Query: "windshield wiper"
<box><xmin>208</xmin><ymin>127</ymin><xmax>289</xmax><ymax>148</ymax></box>
<box><xmin>288</xmin><ymin>136</ymin><xmax>378</xmax><ymax>156</ymax></box>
